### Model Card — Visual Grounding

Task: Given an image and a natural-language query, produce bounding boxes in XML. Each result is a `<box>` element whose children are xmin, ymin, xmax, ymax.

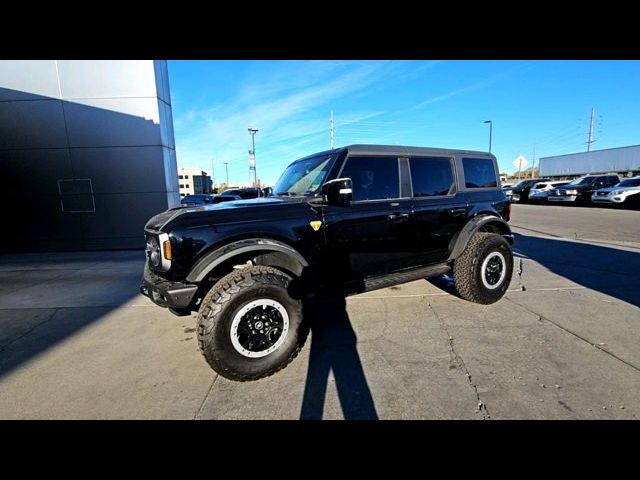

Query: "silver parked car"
<box><xmin>591</xmin><ymin>177</ymin><xmax>640</xmax><ymax>206</ymax></box>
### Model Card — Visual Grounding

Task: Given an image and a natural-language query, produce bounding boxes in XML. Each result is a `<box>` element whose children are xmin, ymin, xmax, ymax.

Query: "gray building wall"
<box><xmin>0</xmin><ymin>60</ymin><xmax>179</xmax><ymax>251</ymax></box>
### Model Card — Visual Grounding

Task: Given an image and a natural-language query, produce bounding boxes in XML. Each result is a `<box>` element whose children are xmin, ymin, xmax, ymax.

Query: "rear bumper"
<box><xmin>140</xmin><ymin>264</ymin><xmax>198</xmax><ymax>309</ymax></box>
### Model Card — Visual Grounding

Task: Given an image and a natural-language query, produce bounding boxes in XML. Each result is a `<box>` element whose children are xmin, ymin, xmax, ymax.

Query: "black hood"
<box><xmin>145</xmin><ymin>196</ymin><xmax>313</xmax><ymax>232</ymax></box>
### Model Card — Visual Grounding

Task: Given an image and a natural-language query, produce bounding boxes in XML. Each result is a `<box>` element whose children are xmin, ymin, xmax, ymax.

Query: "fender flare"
<box><xmin>447</xmin><ymin>215</ymin><xmax>513</xmax><ymax>262</ymax></box>
<box><xmin>186</xmin><ymin>238</ymin><xmax>309</xmax><ymax>282</ymax></box>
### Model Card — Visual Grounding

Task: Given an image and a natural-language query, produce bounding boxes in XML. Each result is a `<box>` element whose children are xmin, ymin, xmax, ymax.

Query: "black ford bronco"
<box><xmin>141</xmin><ymin>145</ymin><xmax>514</xmax><ymax>381</ymax></box>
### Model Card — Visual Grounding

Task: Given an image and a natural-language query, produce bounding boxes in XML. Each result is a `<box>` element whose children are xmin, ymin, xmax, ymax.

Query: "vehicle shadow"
<box><xmin>299</xmin><ymin>294</ymin><xmax>378</xmax><ymax>420</ymax></box>
<box><xmin>428</xmin><ymin>233</ymin><xmax>640</xmax><ymax>308</ymax></box>
<box><xmin>512</xmin><ymin>232</ymin><xmax>640</xmax><ymax>308</ymax></box>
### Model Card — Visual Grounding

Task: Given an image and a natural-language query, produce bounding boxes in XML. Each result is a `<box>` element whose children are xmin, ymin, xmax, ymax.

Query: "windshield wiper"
<box><xmin>276</xmin><ymin>191</ymin><xmax>298</xmax><ymax>196</ymax></box>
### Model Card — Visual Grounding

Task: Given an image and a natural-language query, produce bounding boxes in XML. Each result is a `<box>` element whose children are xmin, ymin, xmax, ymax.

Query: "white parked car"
<box><xmin>591</xmin><ymin>177</ymin><xmax>640</xmax><ymax>206</ymax></box>
<box><xmin>528</xmin><ymin>181</ymin><xmax>571</xmax><ymax>201</ymax></box>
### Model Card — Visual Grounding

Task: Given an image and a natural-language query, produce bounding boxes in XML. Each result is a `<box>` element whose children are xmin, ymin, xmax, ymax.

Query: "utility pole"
<box><xmin>587</xmin><ymin>107</ymin><xmax>595</xmax><ymax>152</ymax></box>
<box><xmin>517</xmin><ymin>157</ymin><xmax>522</xmax><ymax>180</ymax></box>
<box><xmin>248</xmin><ymin>127</ymin><xmax>258</xmax><ymax>188</ymax></box>
<box><xmin>224</xmin><ymin>162</ymin><xmax>229</xmax><ymax>186</ymax></box>
<box><xmin>330</xmin><ymin>110</ymin><xmax>335</xmax><ymax>149</ymax></box>
<box><xmin>531</xmin><ymin>141</ymin><xmax>536</xmax><ymax>179</ymax></box>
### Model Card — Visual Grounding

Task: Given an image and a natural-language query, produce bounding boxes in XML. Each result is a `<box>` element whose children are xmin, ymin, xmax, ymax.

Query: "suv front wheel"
<box><xmin>197</xmin><ymin>266</ymin><xmax>308</xmax><ymax>381</ymax></box>
<box><xmin>453</xmin><ymin>232</ymin><xmax>513</xmax><ymax>304</ymax></box>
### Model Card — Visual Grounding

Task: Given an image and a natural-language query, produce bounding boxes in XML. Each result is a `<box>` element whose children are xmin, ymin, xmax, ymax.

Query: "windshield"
<box><xmin>567</xmin><ymin>176</ymin><xmax>596</xmax><ymax>186</ymax></box>
<box><xmin>182</xmin><ymin>195</ymin><xmax>209</xmax><ymax>203</ymax></box>
<box><xmin>512</xmin><ymin>180</ymin><xmax>536</xmax><ymax>188</ymax></box>
<box><xmin>617</xmin><ymin>178</ymin><xmax>640</xmax><ymax>187</ymax></box>
<box><xmin>273</xmin><ymin>154</ymin><xmax>334</xmax><ymax>196</ymax></box>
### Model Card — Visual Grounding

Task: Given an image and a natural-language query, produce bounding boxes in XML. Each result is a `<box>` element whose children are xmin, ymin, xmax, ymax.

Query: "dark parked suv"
<box><xmin>141</xmin><ymin>145</ymin><xmax>514</xmax><ymax>381</ymax></box>
<box><xmin>548</xmin><ymin>174</ymin><xmax>620</xmax><ymax>204</ymax></box>
<box><xmin>505</xmin><ymin>178</ymin><xmax>546</xmax><ymax>203</ymax></box>
<box><xmin>221</xmin><ymin>187</ymin><xmax>262</xmax><ymax>199</ymax></box>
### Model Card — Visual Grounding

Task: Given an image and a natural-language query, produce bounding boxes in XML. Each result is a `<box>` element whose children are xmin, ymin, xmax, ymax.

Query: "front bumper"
<box><xmin>592</xmin><ymin>195</ymin><xmax>625</xmax><ymax>203</ymax></box>
<box><xmin>548</xmin><ymin>195</ymin><xmax>577</xmax><ymax>202</ymax></box>
<box><xmin>140</xmin><ymin>264</ymin><xmax>198</xmax><ymax>310</ymax></box>
<box><xmin>528</xmin><ymin>193</ymin><xmax>548</xmax><ymax>200</ymax></box>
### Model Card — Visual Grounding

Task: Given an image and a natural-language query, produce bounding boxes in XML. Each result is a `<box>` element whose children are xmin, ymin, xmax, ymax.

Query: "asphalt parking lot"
<box><xmin>1</xmin><ymin>204</ymin><xmax>639</xmax><ymax>419</ymax></box>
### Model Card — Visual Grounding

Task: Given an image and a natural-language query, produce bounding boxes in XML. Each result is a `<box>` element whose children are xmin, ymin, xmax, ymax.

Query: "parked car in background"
<box><xmin>528</xmin><ymin>181</ymin><xmax>571</xmax><ymax>202</ymax></box>
<box><xmin>222</xmin><ymin>188</ymin><xmax>262</xmax><ymax>200</ymax></box>
<box><xmin>548</xmin><ymin>174</ymin><xmax>620</xmax><ymax>205</ymax></box>
<box><xmin>504</xmin><ymin>178</ymin><xmax>546</xmax><ymax>203</ymax></box>
<box><xmin>591</xmin><ymin>176</ymin><xmax>640</xmax><ymax>207</ymax></box>
<box><xmin>181</xmin><ymin>194</ymin><xmax>215</xmax><ymax>205</ymax></box>
<box><xmin>212</xmin><ymin>194</ymin><xmax>243</xmax><ymax>204</ymax></box>
<box><xmin>501</xmin><ymin>183</ymin><xmax>513</xmax><ymax>189</ymax></box>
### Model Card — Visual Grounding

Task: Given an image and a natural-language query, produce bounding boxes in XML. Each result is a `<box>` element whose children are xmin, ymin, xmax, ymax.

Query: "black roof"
<box><xmin>291</xmin><ymin>144</ymin><xmax>492</xmax><ymax>163</ymax></box>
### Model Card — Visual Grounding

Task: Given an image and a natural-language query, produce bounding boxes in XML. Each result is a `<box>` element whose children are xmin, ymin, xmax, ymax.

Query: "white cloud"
<box><xmin>174</xmin><ymin>61</ymin><xmax>402</xmax><ymax>184</ymax></box>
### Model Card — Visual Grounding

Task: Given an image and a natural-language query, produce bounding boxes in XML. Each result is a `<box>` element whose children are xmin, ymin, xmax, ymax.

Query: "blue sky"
<box><xmin>168</xmin><ymin>60</ymin><xmax>640</xmax><ymax>185</ymax></box>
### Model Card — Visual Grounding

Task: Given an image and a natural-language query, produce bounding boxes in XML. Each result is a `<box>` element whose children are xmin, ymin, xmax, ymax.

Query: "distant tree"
<box><xmin>521</xmin><ymin>166</ymin><xmax>540</xmax><ymax>178</ymax></box>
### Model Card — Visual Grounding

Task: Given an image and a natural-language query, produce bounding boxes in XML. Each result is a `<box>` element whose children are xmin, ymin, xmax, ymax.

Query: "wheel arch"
<box><xmin>448</xmin><ymin>214</ymin><xmax>513</xmax><ymax>261</ymax></box>
<box><xmin>186</xmin><ymin>238</ymin><xmax>309</xmax><ymax>283</ymax></box>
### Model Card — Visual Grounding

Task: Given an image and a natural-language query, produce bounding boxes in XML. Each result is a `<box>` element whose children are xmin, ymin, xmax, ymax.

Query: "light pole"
<box><xmin>248</xmin><ymin>127</ymin><xmax>258</xmax><ymax>188</ymax></box>
<box><xmin>484</xmin><ymin>120</ymin><xmax>493</xmax><ymax>153</ymax></box>
<box><xmin>210</xmin><ymin>158</ymin><xmax>215</xmax><ymax>193</ymax></box>
<box><xmin>224</xmin><ymin>162</ymin><xmax>229</xmax><ymax>187</ymax></box>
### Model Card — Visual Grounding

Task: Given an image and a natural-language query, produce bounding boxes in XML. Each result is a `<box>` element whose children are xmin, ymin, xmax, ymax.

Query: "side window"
<box><xmin>340</xmin><ymin>156</ymin><xmax>399</xmax><ymax>201</ymax></box>
<box><xmin>462</xmin><ymin>158</ymin><xmax>498</xmax><ymax>188</ymax></box>
<box><xmin>409</xmin><ymin>157</ymin><xmax>455</xmax><ymax>197</ymax></box>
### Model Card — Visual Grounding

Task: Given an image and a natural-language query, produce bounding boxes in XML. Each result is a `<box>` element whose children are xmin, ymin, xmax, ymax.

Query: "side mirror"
<box><xmin>321</xmin><ymin>178</ymin><xmax>352</xmax><ymax>206</ymax></box>
<box><xmin>510</xmin><ymin>193</ymin><xmax>520</xmax><ymax>203</ymax></box>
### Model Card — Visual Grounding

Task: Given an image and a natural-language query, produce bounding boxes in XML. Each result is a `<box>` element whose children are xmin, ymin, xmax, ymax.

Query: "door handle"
<box><xmin>388</xmin><ymin>213</ymin><xmax>409</xmax><ymax>223</ymax></box>
<box><xmin>449</xmin><ymin>207</ymin><xmax>467</xmax><ymax>217</ymax></box>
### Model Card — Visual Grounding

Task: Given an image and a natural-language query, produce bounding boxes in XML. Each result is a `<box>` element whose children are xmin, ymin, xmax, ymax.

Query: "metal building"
<box><xmin>539</xmin><ymin>145</ymin><xmax>640</xmax><ymax>178</ymax></box>
<box><xmin>0</xmin><ymin>60</ymin><xmax>179</xmax><ymax>251</ymax></box>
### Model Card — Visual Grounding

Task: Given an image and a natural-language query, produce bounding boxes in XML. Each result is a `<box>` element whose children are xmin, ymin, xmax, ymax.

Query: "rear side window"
<box><xmin>409</xmin><ymin>157</ymin><xmax>455</xmax><ymax>197</ymax></box>
<box><xmin>462</xmin><ymin>158</ymin><xmax>498</xmax><ymax>188</ymax></box>
<box><xmin>340</xmin><ymin>156</ymin><xmax>399</xmax><ymax>201</ymax></box>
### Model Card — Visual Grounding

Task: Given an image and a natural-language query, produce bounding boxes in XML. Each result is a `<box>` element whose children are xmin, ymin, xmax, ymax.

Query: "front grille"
<box><xmin>597</xmin><ymin>192</ymin><xmax>607</xmax><ymax>196</ymax></box>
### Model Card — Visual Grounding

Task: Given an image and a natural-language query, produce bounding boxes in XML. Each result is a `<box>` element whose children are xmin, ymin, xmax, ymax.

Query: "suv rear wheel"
<box><xmin>197</xmin><ymin>266</ymin><xmax>308</xmax><ymax>381</ymax></box>
<box><xmin>453</xmin><ymin>232</ymin><xmax>513</xmax><ymax>304</ymax></box>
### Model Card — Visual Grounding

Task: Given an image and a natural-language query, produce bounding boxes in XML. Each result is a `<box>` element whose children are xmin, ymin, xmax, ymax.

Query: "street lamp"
<box><xmin>248</xmin><ymin>127</ymin><xmax>259</xmax><ymax>188</ymax></box>
<box><xmin>484</xmin><ymin>120</ymin><xmax>492</xmax><ymax>153</ymax></box>
<box><xmin>224</xmin><ymin>162</ymin><xmax>229</xmax><ymax>186</ymax></box>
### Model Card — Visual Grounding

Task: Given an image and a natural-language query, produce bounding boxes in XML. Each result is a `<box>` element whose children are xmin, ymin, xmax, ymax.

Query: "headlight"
<box><xmin>565</xmin><ymin>190</ymin><xmax>578</xmax><ymax>195</ymax></box>
<box><xmin>611</xmin><ymin>190</ymin><xmax>624</xmax><ymax>195</ymax></box>
<box><xmin>145</xmin><ymin>233</ymin><xmax>171</xmax><ymax>271</ymax></box>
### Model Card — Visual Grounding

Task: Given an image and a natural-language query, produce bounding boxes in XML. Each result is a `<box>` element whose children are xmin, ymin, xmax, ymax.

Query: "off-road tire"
<box><xmin>197</xmin><ymin>265</ymin><xmax>307</xmax><ymax>381</ymax></box>
<box><xmin>453</xmin><ymin>232</ymin><xmax>513</xmax><ymax>305</ymax></box>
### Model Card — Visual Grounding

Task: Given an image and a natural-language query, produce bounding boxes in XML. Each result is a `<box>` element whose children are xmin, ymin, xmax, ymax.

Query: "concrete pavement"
<box><xmin>0</xmin><ymin>204</ymin><xmax>639</xmax><ymax>419</ymax></box>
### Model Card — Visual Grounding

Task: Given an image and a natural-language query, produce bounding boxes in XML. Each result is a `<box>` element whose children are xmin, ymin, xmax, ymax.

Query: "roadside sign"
<box><xmin>512</xmin><ymin>155</ymin><xmax>528</xmax><ymax>170</ymax></box>
<box><xmin>248</xmin><ymin>153</ymin><xmax>255</xmax><ymax>169</ymax></box>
